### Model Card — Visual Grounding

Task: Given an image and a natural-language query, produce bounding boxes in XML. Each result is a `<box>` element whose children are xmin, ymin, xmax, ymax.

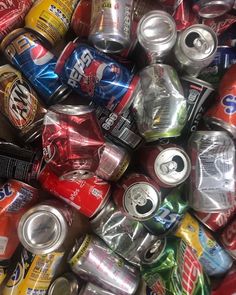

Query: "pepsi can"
<box><xmin>1</xmin><ymin>28</ymin><xmax>70</xmax><ymax>106</ymax></box>
<box><xmin>55</xmin><ymin>40</ymin><xmax>140</xmax><ymax>114</ymax></box>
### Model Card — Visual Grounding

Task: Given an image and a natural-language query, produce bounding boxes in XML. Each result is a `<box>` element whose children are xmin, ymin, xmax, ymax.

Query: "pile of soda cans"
<box><xmin>0</xmin><ymin>0</ymin><xmax>236</xmax><ymax>294</ymax></box>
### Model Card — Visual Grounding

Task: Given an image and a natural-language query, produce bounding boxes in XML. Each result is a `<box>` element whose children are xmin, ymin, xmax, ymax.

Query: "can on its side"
<box><xmin>48</xmin><ymin>272</ymin><xmax>81</xmax><ymax>295</ymax></box>
<box><xmin>221</xmin><ymin>217</ymin><xmax>236</xmax><ymax>260</ymax></box>
<box><xmin>71</xmin><ymin>0</ymin><xmax>92</xmax><ymax>38</ymax></box>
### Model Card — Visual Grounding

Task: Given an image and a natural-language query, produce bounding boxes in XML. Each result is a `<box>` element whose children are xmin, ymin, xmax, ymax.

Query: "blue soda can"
<box><xmin>55</xmin><ymin>40</ymin><xmax>140</xmax><ymax>114</ymax></box>
<box><xmin>1</xmin><ymin>28</ymin><xmax>70</xmax><ymax>106</ymax></box>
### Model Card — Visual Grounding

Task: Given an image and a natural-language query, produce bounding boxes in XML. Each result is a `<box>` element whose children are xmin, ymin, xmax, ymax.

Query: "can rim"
<box><xmin>204</xmin><ymin>117</ymin><xmax>236</xmax><ymax>139</ymax></box>
<box><xmin>49</xmin><ymin>104</ymin><xmax>94</xmax><ymax>115</ymax></box>
<box><xmin>48</xmin><ymin>274</ymin><xmax>79</xmax><ymax>295</ymax></box>
<box><xmin>89</xmin><ymin>35</ymin><xmax>127</xmax><ymax>54</ymax></box>
<box><xmin>198</xmin><ymin>1</ymin><xmax>233</xmax><ymax>18</ymax></box>
<box><xmin>1</xmin><ymin>28</ymin><xmax>27</xmax><ymax>51</ymax></box>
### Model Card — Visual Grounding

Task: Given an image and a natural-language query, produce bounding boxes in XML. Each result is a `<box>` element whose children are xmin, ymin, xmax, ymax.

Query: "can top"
<box><xmin>17</xmin><ymin>204</ymin><xmax>68</xmax><ymax>254</ymax></box>
<box><xmin>194</xmin><ymin>0</ymin><xmax>234</xmax><ymax>18</ymax></box>
<box><xmin>179</xmin><ymin>24</ymin><xmax>217</xmax><ymax>61</ymax></box>
<box><xmin>137</xmin><ymin>10</ymin><xmax>176</xmax><ymax>52</ymax></box>
<box><xmin>48</xmin><ymin>273</ymin><xmax>80</xmax><ymax>295</ymax></box>
<box><xmin>154</xmin><ymin>147</ymin><xmax>191</xmax><ymax>186</ymax></box>
<box><xmin>49</xmin><ymin>104</ymin><xmax>94</xmax><ymax>116</ymax></box>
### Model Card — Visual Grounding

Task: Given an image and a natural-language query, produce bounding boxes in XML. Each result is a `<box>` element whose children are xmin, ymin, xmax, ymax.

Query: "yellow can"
<box><xmin>25</xmin><ymin>0</ymin><xmax>78</xmax><ymax>45</ymax></box>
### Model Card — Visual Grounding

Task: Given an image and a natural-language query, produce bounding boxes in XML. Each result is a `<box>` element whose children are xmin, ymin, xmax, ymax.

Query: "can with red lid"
<box><xmin>221</xmin><ymin>217</ymin><xmax>236</xmax><ymax>260</ymax></box>
<box><xmin>38</xmin><ymin>163</ymin><xmax>111</xmax><ymax>218</ymax></box>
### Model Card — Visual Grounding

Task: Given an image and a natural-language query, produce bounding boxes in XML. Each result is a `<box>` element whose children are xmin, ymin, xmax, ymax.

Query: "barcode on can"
<box><xmin>0</xmin><ymin>236</ymin><xmax>8</xmax><ymax>255</ymax></box>
<box><xmin>118</xmin><ymin>127</ymin><xmax>141</xmax><ymax>148</ymax></box>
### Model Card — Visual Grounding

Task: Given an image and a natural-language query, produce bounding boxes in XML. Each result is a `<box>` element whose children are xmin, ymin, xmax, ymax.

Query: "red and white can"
<box><xmin>113</xmin><ymin>173</ymin><xmax>161</xmax><ymax>221</ymax></box>
<box><xmin>221</xmin><ymin>217</ymin><xmax>236</xmax><ymax>260</ymax></box>
<box><xmin>38</xmin><ymin>164</ymin><xmax>111</xmax><ymax>218</ymax></box>
<box><xmin>139</xmin><ymin>145</ymin><xmax>191</xmax><ymax>188</ymax></box>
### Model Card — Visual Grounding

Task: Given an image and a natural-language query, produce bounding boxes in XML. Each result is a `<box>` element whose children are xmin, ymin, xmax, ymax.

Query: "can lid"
<box><xmin>196</xmin><ymin>0</ymin><xmax>234</xmax><ymax>18</ymax></box>
<box><xmin>49</xmin><ymin>85</ymin><xmax>72</xmax><ymax>105</ymax></box>
<box><xmin>48</xmin><ymin>273</ymin><xmax>80</xmax><ymax>295</ymax></box>
<box><xmin>89</xmin><ymin>35</ymin><xmax>127</xmax><ymax>54</ymax></box>
<box><xmin>18</xmin><ymin>204</ymin><xmax>68</xmax><ymax>254</ymax></box>
<box><xmin>55</xmin><ymin>41</ymin><xmax>77</xmax><ymax>75</ymax></box>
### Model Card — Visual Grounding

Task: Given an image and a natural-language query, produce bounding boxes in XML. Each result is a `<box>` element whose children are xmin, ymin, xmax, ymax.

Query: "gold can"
<box><xmin>25</xmin><ymin>0</ymin><xmax>78</xmax><ymax>45</ymax></box>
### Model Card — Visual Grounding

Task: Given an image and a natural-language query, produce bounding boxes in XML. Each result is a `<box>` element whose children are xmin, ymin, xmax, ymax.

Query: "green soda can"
<box><xmin>143</xmin><ymin>186</ymin><xmax>188</xmax><ymax>236</ymax></box>
<box><xmin>141</xmin><ymin>236</ymin><xmax>210</xmax><ymax>295</ymax></box>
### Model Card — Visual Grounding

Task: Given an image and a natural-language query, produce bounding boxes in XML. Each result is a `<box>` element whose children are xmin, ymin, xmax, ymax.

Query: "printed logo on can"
<box><xmin>43</xmin><ymin>144</ymin><xmax>56</xmax><ymax>163</ymax></box>
<box><xmin>30</xmin><ymin>44</ymin><xmax>54</xmax><ymax>66</ymax></box>
<box><xmin>222</xmin><ymin>219</ymin><xmax>236</xmax><ymax>248</ymax></box>
<box><xmin>221</xmin><ymin>95</ymin><xmax>236</xmax><ymax>115</ymax></box>
<box><xmin>150</xmin><ymin>276</ymin><xmax>166</xmax><ymax>295</ymax></box>
<box><xmin>0</xmin><ymin>183</ymin><xmax>12</xmax><ymax>201</ymax></box>
<box><xmin>6</xmin><ymin>261</ymin><xmax>24</xmax><ymax>288</ymax></box>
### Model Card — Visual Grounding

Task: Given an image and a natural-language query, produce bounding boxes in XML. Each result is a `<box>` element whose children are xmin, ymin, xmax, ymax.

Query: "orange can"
<box><xmin>0</xmin><ymin>179</ymin><xmax>39</xmax><ymax>260</ymax></box>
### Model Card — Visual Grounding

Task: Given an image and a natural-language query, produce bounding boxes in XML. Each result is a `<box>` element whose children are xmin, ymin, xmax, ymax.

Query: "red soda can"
<box><xmin>38</xmin><ymin>164</ymin><xmax>111</xmax><ymax>218</ymax></box>
<box><xmin>71</xmin><ymin>0</ymin><xmax>92</xmax><ymax>37</ymax></box>
<box><xmin>204</xmin><ymin>64</ymin><xmax>236</xmax><ymax>138</ymax></box>
<box><xmin>212</xmin><ymin>267</ymin><xmax>236</xmax><ymax>295</ymax></box>
<box><xmin>0</xmin><ymin>0</ymin><xmax>34</xmax><ymax>41</ymax></box>
<box><xmin>42</xmin><ymin>105</ymin><xmax>105</xmax><ymax>179</ymax></box>
<box><xmin>221</xmin><ymin>217</ymin><xmax>236</xmax><ymax>260</ymax></box>
<box><xmin>139</xmin><ymin>145</ymin><xmax>191</xmax><ymax>188</ymax></box>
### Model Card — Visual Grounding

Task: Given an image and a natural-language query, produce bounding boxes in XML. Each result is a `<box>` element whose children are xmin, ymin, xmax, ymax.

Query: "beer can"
<box><xmin>71</xmin><ymin>0</ymin><xmax>92</xmax><ymax>37</ymax></box>
<box><xmin>204</xmin><ymin>64</ymin><xmax>236</xmax><ymax>138</ymax></box>
<box><xmin>79</xmin><ymin>282</ymin><xmax>116</xmax><ymax>295</ymax></box>
<box><xmin>1</xmin><ymin>28</ymin><xmax>70</xmax><ymax>106</ymax></box>
<box><xmin>17</xmin><ymin>199</ymin><xmax>73</xmax><ymax>255</ymax></box>
<box><xmin>174</xmin><ymin>24</ymin><xmax>218</xmax><ymax>77</ymax></box>
<box><xmin>188</xmin><ymin>131</ymin><xmax>235</xmax><ymax>212</ymax></box>
<box><xmin>48</xmin><ymin>272</ymin><xmax>81</xmax><ymax>295</ymax></box>
<box><xmin>113</xmin><ymin>173</ymin><xmax>161</xmax><ymax>221</ymax></box>
<box><xmin>38</xmin><ymin>163</ymin><xmax>111</xmax><ymax>218</ymax></box>
<box><xmin>0</xmin><ymin>64</ymin><xmax>47</xmax><ymax>142</ymax></box>
<box><xmin>3</xmin><ymin>247</ymin><xmax>64</xmax><ymax>295</ymax></box>
<box><xmin>175</xmin><ymin>212</ymin><xmax>233</xmax><ymax>276</ymax></box>
<box><xmin>68</xmin><ymin>234</ymin><xmax>140</xmax><ymax>295</ymax></box>
<box><xmin>132</xmin><ymin>64</ymin><xmax>186</xmax><ymax>142</ymax></box>
<box><xmin>137</xmin><ymin>10</ymin><xmax>177</xmax><ymax>63</ymax></box>
<box><xmin>192</xmin><ymin>0</ymin><xmax>234</xmax><ymax>18</ymax></box>
<box><xmin>25</xmin><ymin>0</ymin><xmax>79</xmax><ymax>46</ymax></box>
<box><xmin>139</xmin><ymin>145</ymin><xmax>191</xmax><ymax>188</ymax></box>
<box><xmin>55</xmin><ymin>41</ymin><xmax>140</xmax><ymax>115</ymax></box>
<box><xmin>221</xmin><ymin>217</ymin><xmax>236</xmax><ymax>260</ymax></box>
<box><xmin>95</xmin><ymin>143</ymin><xmax>130</xmax><ymax>181</ymax></box>
<box><xmin>90</xmin><ymin>199</ymin><xmax>158</xmax><ymax>266</ymax></box>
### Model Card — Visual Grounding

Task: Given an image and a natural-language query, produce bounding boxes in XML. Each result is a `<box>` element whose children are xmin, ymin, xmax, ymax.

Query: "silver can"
<box><xmin>188</xmin><ymin>131</ymin><xmax>235</xmax><ymax>212</ymax></box>
<box><xmin>68</xmin><ymin>234</ymin><xmax>140</xmax><ymax>295</ymax></box>
<box><xmin>48</xmin><ymin>273</ymin><xmax>81</xmax><ymax>295</ymax></box>
<box><xmin>17</xmin><ymin>199</ymin><xmax>73</xmax><ymax>254</ymax></box>
<box><xmin>79</xmin><ymin>282</ymin><xmax>116</xmax><ymax>295</ymax></box>
<box><xmin>137</xmin><ymin>10</ymin><xmax>177</xmax><ymax>63</ymax></box>
<box><xmin>174</xmin><ymin>24</ymin><xmax>218</xmax><ymax>77</ymax></box>
<box><xmin>192</xmin><ymin>0</ymin><xmax>234</xmax><ymax>18</ymax></box>
<box><xmin>89</xmin><ymin>0</ymin><xmax>133</xmax><ymax>53</ymax></box>
<box><xmin>132</xmin><ymin>64</ymin><xmax>186</xmax><ymax>142</ymax></box>
<box><xmin>90</xmin><ymin>200</ymin><xmax>158</xmax><ymax>266</ymax></box>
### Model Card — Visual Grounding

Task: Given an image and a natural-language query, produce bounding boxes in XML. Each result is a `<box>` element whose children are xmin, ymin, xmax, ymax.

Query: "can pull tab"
<box><xmin>185</xmin><ymin>32</ymin><xmax>211</xmax><ymax>54</ymax></box>
<box><xmin>131</xmin><ymin>187</ymin><xmax>147</xmax><ymax>205</ymax></box>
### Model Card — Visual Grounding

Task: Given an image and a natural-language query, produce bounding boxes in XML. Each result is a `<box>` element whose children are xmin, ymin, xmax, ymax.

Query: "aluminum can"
<box><xmin>71</xmin><ymin>0</ymin><xmax>92</xmax><ymax>37</ymax></box>
<box><xmin>48</xmin><ymin>272</ymin><xmax>81</xmax><ymax>295</ymax></box>
<box><xmin>92</xmin><ymin>102</ymin><xmax>143</xmax><ymax>151</ymax></box>
<box><xmin>192</xmin><ymin>0</ymin><xmax>234</xmax><ymax>18</ymax></box>
<box><xmin>89</xmin><ymin>0</ymin><xmax>133</xmax><ymax>54</ymax></box>
<box><xmin>174</xmin><ymin>24</ymin><xmax>218</xmax><ymax>77</ymax></box>
<box><xmin>38</xmin><ymin>163</ymin><xmax>111</xmax><ymax>218</ymax></box>
<box><xmin>180</xmin><ymin>76</ymin><xmax>215</xmax><ymax>137</ymax></box>
<box><xmin>139</xmin><ymin>145</ymin><xmax>191</xmax><ymax>188</ymax></box>
<box><xmin>137</xmin><ymin>10</ymin><xmax>177</xmax><ymax>63</ymax></box>
<box><xmin>212</xmin><ymin>267</ymin><xmax>236</xmax><ymax>295</ymax></box>
<box><xmin>68</xmin><ymin>234</ymin><xmax>140</xmax><ymax>295</ymax></box>
<box><xmin>133</xmin><ymin>64</ymin><xmax>186</xmax><ymax>142</ymax></box>
<box><xmin>3</xmin><ymin>247</ymin><xmax>64</xmax><ymax>295</ymax></box>
<box><xmin>143</xmin><ymin>186</ymin><xmax>189</xmax><ymax>236</ymax></box>
<box><xmin>55</xmin><ymin>41</ymin><xmax>140</xmax><ymax>115</ymax></box>
<box><xmin>79</xmin><ymin>282</ymin><xmax>115</xmax><ymax>295</ymax></box>
<box><xmin>204</xmin><ymin>64</ymin><xmax>236</xmax><ymax>138</ymax></box>
<box><xmin>133</xmin><ymin>0</ymin><xmax>162</xmax><ymax>24</ymax></box>
<box><xmin>17</xmin><ymin>199</ymin><xmax>73</xmax><ymax>255</ymax></box>
<box><xmin>0</xmin><ymin>179</ymin><xmax>39</xmax><ymax>260</ymax></box>
<box><xmin>221</xmin><ymin>217</ymin><xmax>236</xmax><ymax>260</ymax></box>
<box><xmin>175</xmin><ymin>212</ymin><xmax>233</xmax><ymax>276</ymax></box>
<box><xmin>141</xmin><ymin>237</ymin><xmax>210</xmax><ymax>295</ymax></box>
<box><xmin>95</xmin><ymin>143</ymin><xmax>130</xmax><ymax>181</ymax></box>
<box><xmin>113</xmin><ymin>173</ymin><xmax>161</xmax><ymax>221</ymax></box>
<box><xmin>0</xmin><ymin>141</ymin><xmax>42</xmax><ymax>182</ymax></box>
<box><xmin>0</xmin><ymin>0</ymin><xmax>34</xmax><ymax>41</ymax></box>
<box><xmin>188</xmin><ymin>131</ymin><xmax>235</xmax><ymax>212</ymax></box>
<box><xmin>42</xmin><ymin>105</ymin><xmax>105</xmax><ymax>179</ymax></box>
<box><xmin>0</xmin><ymin>260</ymin><xmax>9</xmax><ymax>286</ymax></box>
<box><xmin>1</xmin><ymin>28</ymin><xmax>70</xmax><ymax>106</ymax></box>
<box><xmin>25</xmin><ymin>0</ymin><xmax>78</xmax><ymax>46</ymax></box>
<box><xmin>202</xmin><ymin>14</ymin><xmax>236</xmax><ymax>37</ymax></box>
<box><xmin>0</xmin><ymin>64</ymin><xmax>47</xmax><ymax>142</ymax></box>
<box><xmin>90</xmin><ymin>199</ymin><xmax>158</xmax><ymax>266</ymax></box>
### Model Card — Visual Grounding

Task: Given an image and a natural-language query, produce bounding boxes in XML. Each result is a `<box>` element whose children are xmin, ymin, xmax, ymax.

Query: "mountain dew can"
<box><xmin>141</xmin><ymin>237</ymin><xmax>210</xmax><ymax>295</ymax></box>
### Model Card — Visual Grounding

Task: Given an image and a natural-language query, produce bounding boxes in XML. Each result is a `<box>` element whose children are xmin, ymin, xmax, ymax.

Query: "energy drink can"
<box><xmin>1</xmin><ymin>28</ymin><xmax>70</xmax><ymax>106</ymax></box>
<box><xmin>174</xmin><ymin>24</ymin><xmax>218</xmax><ymax>77</ymax></box>
<box><xmin>25</xmin><ymin>0</ymin><xmax>78</xmax><ymax>46</ymax></box>
<box><xmin>89</xmin><ymin>0</ymin><xmax>133</xmax><ymax>54</ymax></box>
<box><xmin>68</xmin><ymin>234</ymin><xmax>140</xmax><ymax>295</ymax></box>
<box><xmin>48</xmin><ymin>273</ymin><xmax>81</xmax><ymax>295</ymax></box>
<box><xmin>192</xmin><ymin>0</ymin><xmax>234</xmax><ymax>18</ymax></box>
<box><xmin>175</xmin><ymin>212</ymin><xmax>233</xmax><ymax>276</ymax></box>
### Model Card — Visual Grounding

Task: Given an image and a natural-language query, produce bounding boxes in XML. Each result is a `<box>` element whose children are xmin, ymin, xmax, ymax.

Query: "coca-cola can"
<box><xmin>139</xmin><ymin>145</ymin><xmax>191</xmax><ymax>188</ymax></box>
<box><xmin>38</xmin><ymin>164</ymin><xmax>111</xmax><ymax>218</ymax></box>
<box><xmin>221</xmin><ymin>217</ymin><xmax>236</xmax><ymax>260</ymax></box>
<box><xmin>42</xmin><ymin>105</ymin><xmax>105</xmax><ymax>179</ymax></box>
<box><xmin>71</xmin><ymin>0</ymin><xmax>92</xmax><ymax>37</ymax></box>
<box><xmin>113</xmin><ymin>173</ymin><xmax>161</xmax><ymax>221</ymax></box>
